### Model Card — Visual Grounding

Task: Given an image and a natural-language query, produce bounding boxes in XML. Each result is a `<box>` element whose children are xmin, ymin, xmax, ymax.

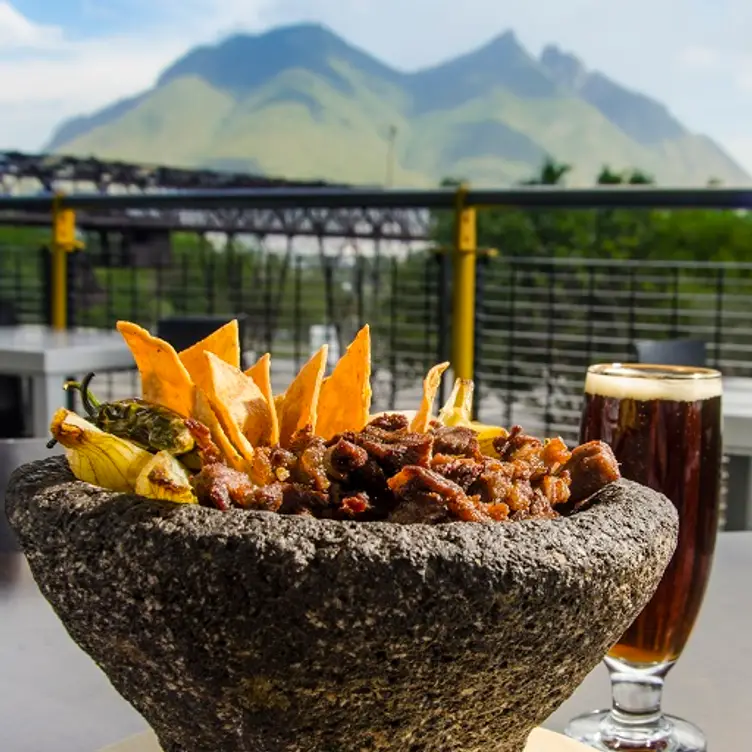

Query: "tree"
<box><xmin>523</xmin><ymin>157</ymin><xmax>572</xmax><ymax>185</ymax></box>
<box><xmin>430</xmin><ymin>157</ymin><xmax>752</xmax><ymax>433</ymax></box>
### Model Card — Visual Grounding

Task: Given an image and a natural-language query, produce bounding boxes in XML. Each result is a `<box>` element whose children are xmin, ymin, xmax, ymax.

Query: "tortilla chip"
<box><xmin>193</xmin><ymin>387</ymin><xmax>248</xmax><ymax>473</ymax></box>
<box><xmin>316</xmin><ymin>325</ymin><xmax>372</xmax><ymax>440</ymax></box>
<box><xmin>179</xmin><ymin>319</ymin><xmax>240</xmax><ymax>392</ymax></box>
<box><xmin>204</xmin><ymin>352</ymin><xmax>273</xmax><ymax>457</ymax></box>
<box><xmin>277</xmin><ymin>345</ymin><xmax>328</xmax><ymax>447</ymax></box>
<box><xmin>410</xmin><ymin>361</ymin><xmax>451</xmax><ymax>433</ymax></box>
<box><xmin>245</xmin><ymin>353</ymin><xmax>279</xmax><ymax>445</ymax></box>
<box><xmin>116</xmin><ymin>321</ymin><xmax>194</xmax><ymax>417</ymax></box>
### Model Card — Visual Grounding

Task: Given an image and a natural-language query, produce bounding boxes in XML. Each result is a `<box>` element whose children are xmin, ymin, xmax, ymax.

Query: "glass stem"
<box><xmin>599</xmin><ymin>656</ymin><xmax>675</xmax><ymax>748</ymax></box>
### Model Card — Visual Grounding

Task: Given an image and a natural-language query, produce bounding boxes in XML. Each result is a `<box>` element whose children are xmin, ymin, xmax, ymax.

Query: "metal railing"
<box><xmin>2</xmin><ymin>185</ymin><xmax>752</xmax><ymax>431</ymax></box>
<box><xmin>475</xmin><ymin>256</ymin><xmax>752</xmax><ymax>442</ymax></box>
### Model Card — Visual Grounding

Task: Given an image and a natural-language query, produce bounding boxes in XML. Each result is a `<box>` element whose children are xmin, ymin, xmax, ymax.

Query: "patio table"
<box><xmin>0</xmin><ymin>325</ymin><xmax>134</xmax><ymax>438</ymax></box>
<box><xmin>0</xmin><ymin>532</ymin><xmax>748</xmax><ymax>752</ymax></box>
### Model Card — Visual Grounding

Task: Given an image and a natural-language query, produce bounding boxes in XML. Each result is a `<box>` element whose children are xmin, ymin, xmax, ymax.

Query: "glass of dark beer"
<box><xmin>565</xmin><ymin>363</ymin><xmax>722</xmax><ymax>752</ymax></box>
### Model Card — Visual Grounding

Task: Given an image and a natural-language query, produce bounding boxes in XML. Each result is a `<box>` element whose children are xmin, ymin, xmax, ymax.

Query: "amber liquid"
<box><xmin>580</xmin><ymin>392</ymin><xmax>722</xmax><ymax>664</ymax></box>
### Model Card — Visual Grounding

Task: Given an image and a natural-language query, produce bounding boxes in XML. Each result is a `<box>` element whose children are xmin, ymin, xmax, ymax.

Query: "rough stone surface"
<box><xmin>6</xmin><ymin>457</ymin><xmax>678</xmax><ymax>752</ymax></box>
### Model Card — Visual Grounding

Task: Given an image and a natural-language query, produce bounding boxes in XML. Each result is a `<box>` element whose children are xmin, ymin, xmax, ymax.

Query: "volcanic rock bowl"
<box><xmin>6</xmin><ymin>457</ymin><xmax>678</xmax><ymax>752</ymax></box>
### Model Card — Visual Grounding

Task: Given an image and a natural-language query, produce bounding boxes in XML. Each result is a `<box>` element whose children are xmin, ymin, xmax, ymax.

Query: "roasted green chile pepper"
<box><xmin>52</xmin><ymin>372</ymin><xmax>197</xmax><ymax>460</ymax></box>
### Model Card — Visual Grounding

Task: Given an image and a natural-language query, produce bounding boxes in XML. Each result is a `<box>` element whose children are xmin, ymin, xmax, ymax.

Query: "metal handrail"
<box><xmin>480</xmin><ymin>256</ymin><xmax>752</xmax><ymax>270</ymax></box>
<box><xmin>1</xmin><ymin>186</ymin><xmax>751</xmax><ymax>212</ymax></box>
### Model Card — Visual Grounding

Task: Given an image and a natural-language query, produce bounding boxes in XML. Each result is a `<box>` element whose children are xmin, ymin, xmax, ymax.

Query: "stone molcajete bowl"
<box><xmin>6</xmin><ymin>457</ymin><xmax>678</xmax><ymax>752</ymax></box>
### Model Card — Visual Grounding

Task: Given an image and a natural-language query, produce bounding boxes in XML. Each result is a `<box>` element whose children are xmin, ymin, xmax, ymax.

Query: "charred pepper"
<box><xmin>51</xmin><ymin>372</ymin><xmax>197</xmax><ymax>461</ymax></box>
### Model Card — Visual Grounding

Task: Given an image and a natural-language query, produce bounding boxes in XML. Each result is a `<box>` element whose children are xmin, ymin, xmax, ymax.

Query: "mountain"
<box><xmin>45</xmin><ymin>24</ymin><xmax>749</xmax><ymax>187</ymax></box>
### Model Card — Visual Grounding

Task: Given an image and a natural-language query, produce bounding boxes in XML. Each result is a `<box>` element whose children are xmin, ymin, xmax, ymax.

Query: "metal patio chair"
<box><xmin>632</xmin><ymin>338</ymin><xmax>707</xmax><ymax>368</ymax></box>
<box><xmin>156</xmin><ymin>314</ymin><xmax>249</xmax><ymax>370</ymax></box>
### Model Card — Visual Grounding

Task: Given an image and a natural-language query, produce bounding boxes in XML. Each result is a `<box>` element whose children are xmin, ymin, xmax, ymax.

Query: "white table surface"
<box><xmin>0</xmin><ymin>325</ymin><xmax>134</xmax><ymax>438</ymax></box>
<box><xmin>100</xmin><ymin>727</ymin><xmax>590</xmax><ymax>752</ymax></box>
<box><xmin>0</xmin><ymin>325</ymin><xmax>134</xmax><ymax>376</ymax></box>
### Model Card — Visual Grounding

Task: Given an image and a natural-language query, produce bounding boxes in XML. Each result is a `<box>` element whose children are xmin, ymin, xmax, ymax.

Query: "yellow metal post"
<box><xmin>451</xmin><ymin>185</ymin><xmax>477</xmax><ymax>381</ymax></box>
<box><xmin>50</xmin><ymin>195</ymin><xmax>82</xmax><ymax>330</ymax></box>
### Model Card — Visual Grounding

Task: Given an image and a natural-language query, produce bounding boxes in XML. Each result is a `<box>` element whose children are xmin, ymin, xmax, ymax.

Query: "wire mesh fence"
<box><xmin>4</xmin><ymin>222</ymin><xmax>752</xmax><ymax>437</ymax></box>
<box><xmin>0</xmin><ymin>235</ymin><xmax>48</xmax><ymax>325</ymax></box>
<box><xmin>48</xmin><ymin>229</ymin><xmax>443</xmax><ymax>414</ymax></box>
<box><xmin>475</xmin><ymin>257</ymin><xmax>752</xmax><ymax>443</ymax></box>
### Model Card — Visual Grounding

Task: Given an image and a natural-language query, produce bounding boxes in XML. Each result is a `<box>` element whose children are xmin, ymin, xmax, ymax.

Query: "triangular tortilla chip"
<box><xmin>274</xmin><ymin>393</ymin><xmax>285</xmax><ymax>416</ymax></box>
<box><xmin>410</xmin><ymin>361</ymin><xmax>450</xmax><ymax>433</ymax></box>
<box><xmin>245</xmin><ymin>353</ymin><xmax>279</xmax><ymax>445</ymax></box>
<box><xmin>277</xmin><ymin>346</ymin><xmax>328</xmax><ymax>447</ymax></box>
<box><xmin>316</xmin><ymin>325</ymin><xmax>372</xmax><ymax>440</ymax></box>
<box><xmin>179</xmin><ymin>320</ymin><xmax>240</xmax><ymax>392</ymax></box>
<box><xmin>193</xmin><ymin>387</ymin><xmax>247</xmax><ymax>473</ymax></box>
<box><xmin>116</xmin><ymin>321</ymin><xmax>194</xmax><ymax>417</ymax></box>
<box><xmin>204</xmin><ymin>352</ymin><xmax>273</xmax><ymax>457</ymax></box>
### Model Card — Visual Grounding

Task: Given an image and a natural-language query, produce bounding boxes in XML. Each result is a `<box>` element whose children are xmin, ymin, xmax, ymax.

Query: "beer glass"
<box><xmin>565</xmin><ymin>364</ymin><xmax>722</xmax><ymax>752</ymax></box>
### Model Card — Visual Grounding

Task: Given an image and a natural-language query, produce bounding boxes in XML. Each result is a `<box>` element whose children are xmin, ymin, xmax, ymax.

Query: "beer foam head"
<box><xmin>585</xmin><ymin>364</ymin><xmax>722</xmax><ymax>402</ymax></box>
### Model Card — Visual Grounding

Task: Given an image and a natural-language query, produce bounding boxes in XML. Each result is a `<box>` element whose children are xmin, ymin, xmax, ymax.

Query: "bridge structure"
<box><xmin>0</xmin><ymin>151</ymin><xmax>431</xmax><ymax>240</ymax></box>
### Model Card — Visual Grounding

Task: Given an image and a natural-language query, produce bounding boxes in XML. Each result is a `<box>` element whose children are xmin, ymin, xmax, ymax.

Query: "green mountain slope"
<box><xmin>46</xmin><ymin>24</ymin><xmax>750</xmax><ymax>187</ymax></box>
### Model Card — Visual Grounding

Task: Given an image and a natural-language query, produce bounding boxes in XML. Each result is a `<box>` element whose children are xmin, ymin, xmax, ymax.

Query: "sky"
<box><xmin>2</xmin><ymin>0</ymin><xmax>751</xmax><ymax>171</ymax></box>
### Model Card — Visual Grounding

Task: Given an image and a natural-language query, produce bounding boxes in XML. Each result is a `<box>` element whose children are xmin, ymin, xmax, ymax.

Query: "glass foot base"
<box><xmin>564</xmin><ymin>710</ymin><xmax>707</xmax><ymax>752</ymax></box>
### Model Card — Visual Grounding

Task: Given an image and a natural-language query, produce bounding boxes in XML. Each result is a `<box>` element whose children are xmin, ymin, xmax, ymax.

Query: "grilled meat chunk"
<box><xmin>431</xmin><ymin>426</ymin><xmax>482</xmax><ymax>459</ymax></box>
<box><xmin>388</xmin><ymin>466</ymin><xmax>492</xmax><ymax>524</ymax></box>
<box><xmin>563</xmin><ymin>441</ymin><xmax>620</xmax><ymax>505</ymax></box>
<box><xmin>185</xmin><ymin>413</ymin><xmax>619</xmax><ymax>524</ymax></box>
<box><xmin>192</xmin><ymin>464</ymin><xmax>255</xmax><ymax>511</ymax></box>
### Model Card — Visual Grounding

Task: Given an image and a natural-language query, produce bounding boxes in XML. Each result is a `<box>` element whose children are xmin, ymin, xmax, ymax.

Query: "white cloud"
<box><xmin>731</xmin><ymin>58</ymin><xmax>752</xmax><ymax>92</ymax></box>
<box><xmin>0</xmin><ymin>36</ymin><xmax>189</xmax><ymax>149</ymax></box>
<box><xmin>0</xmin><ymin>1</ymin><xmax>61</xmax><ymax>49</ymax></box>
<box><xmin>1</xmin><ymin>41</ymin><xmax>179</xmax><ymax>106</ymax></box>
<box><xmin>678</xmin><ymin>46</ymin><xmax>721</xmax><ymax>71</ymax></box>
<box><xmin>739</xmin><ymin>74</ymin><xmax>752</xmax><ymax>92</ymax></box>
<box><xmin>0</xmin><ymin>1</ymin><xmax>271</xmax><ymax>150</ymax></box>
<box><xmin>676</xmin><ymin>45</ymin><xmax>752</xmax><ymax>98</ymax></box>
